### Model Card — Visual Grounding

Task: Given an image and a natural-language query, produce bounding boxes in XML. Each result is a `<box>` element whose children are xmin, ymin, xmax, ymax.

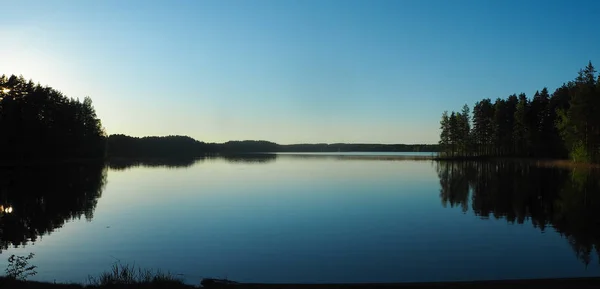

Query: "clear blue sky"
<box><xmin>1</xmin><ymin>0</ymin><xmax>599</xmax><ymax>144</ymax></box>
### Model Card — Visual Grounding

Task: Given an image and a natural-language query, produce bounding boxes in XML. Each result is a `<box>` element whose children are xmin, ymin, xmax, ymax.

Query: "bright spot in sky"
<box><xmin>1</xmin><ymin>88</ymin><xmax>10</xmax><ymax>94</ymax></box>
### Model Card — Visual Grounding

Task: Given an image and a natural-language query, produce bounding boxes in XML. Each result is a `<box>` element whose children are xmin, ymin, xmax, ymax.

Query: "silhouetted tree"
<box><xmin>513</xmin><ymin>93</ymin><xmax>531</xmax><ymax>156</ymax></box>
<box><xmin>557</xmin><ymin>62</ymin><xmax>599</xmax><ymax>162</ymax></box>
<box><xmin>472</xmin><ymin>99</ymin><xmax>494</xmax><ymax>156</ymax></box>
<box><xmin>0</xmin><ymin>75</ymin><xmax>106</xmax><ymax>161</ymax></box>
<box><xmin>458</xmin><ymin>105</ymin><xmax>471</xmax><ymax>156</ymax></box>
<box><xmin>439</xmin><ymin>111</ymin><xmax>451</xmax><ymax>156</ymax></box>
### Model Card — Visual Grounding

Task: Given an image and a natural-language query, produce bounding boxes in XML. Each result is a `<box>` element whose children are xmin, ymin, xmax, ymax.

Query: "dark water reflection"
<box><xmin>214</xmin><ymin>154</ymin><xmax>277</xmax><ymax>164</ymax></box>
<box><xmin>107</xmin><ymin>154</ymin><xmax>277</xmax><ymax>170</ymax></box>
<box><xmin>107</xmin><ymin>158</ymin><xmax>200</xmax><ymax>170</ymax></box>
<box><xmin>0</xmin><ymin>163</ymin><xmax>106</xmax><ymax>253</ymax></box>
<box><xmin>0</xmin><ymin>156</ymin><xmax>599</xmax><ymax>283</ymax></box>
<box><xmin>437</xmin><ymin>161</ymin><xmax>600</xmax><ymax>266</ymax></box>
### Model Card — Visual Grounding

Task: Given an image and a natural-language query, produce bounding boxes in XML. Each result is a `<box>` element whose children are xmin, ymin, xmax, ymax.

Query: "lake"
<box><xmin>0</xmin><ymin>153</ymin><xmax>599</xmax><ymax>284</ymax></box>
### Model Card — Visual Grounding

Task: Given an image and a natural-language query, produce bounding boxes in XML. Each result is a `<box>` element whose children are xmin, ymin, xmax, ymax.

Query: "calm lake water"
<box><xmin>0</xmin><ymin>153</ymin><xmax>599</xmax><ymax>284</ymax></box>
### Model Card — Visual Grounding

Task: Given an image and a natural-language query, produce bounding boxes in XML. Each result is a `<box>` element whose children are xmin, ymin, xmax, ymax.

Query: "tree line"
<box><xmin>107</xmin><ymin>134</ymin><xmax>215</xmax><ymax>158</ymax></box>
<box><xmin>107</xmin><ymin>134</ymin><xmax>439</xmax><ymax>157</ymax></box>
<box><xmin>1</xmin><ymin>73</ymin><xmax>439</xmax><ymax>162</ymax></box>
<box><xmin>439</xmin><ymin>62</ymin><xmax>600</xmax><ymax>162</ymax></box>
<box><xmin>0</xmin><ymin>75</ymin><xmax>106</xmax><ymax>161</ymax></box>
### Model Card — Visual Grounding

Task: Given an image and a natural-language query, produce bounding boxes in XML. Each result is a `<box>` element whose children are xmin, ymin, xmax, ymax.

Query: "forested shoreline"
<box><xmin>107</xmin><ymin>134</ymin><xmax>438</xmax><ymax>158</ymax></box>
<box><xmin>439</xmin><ymin>62</ymin><xmax>600</xmax><ymax>162</ymax></box>
<box><xmin>0</xmin><ymin>74</ymin><xmax>437</xmax><ymax>162</ymax></box>
<box><xmin>10</xmin><ymin>61</ymin><xmax>600</xmax><ymax>163</ymax></box>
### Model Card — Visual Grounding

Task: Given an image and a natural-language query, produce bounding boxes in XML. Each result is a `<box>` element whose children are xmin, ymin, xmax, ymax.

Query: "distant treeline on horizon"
<box><xmin>0</xmin><ymin>74</ymin><xmax>436</xmax><ymax>162</ymax></box>
<box><xmin>107</xmin><ymin>134</ymin><xmax>438</xmax><ymax>158</ymax></box>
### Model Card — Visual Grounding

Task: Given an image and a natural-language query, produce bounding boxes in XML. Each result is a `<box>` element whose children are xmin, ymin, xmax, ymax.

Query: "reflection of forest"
<box><xmin>108</xmin><ymin>158</ymin><xmax>201</xmax><ymax>170</ymax></box>
<box><xmin>0</xmin><ymin>163</ymin><xmax>106</xmax><ymax>253</ymax></box>
<box><xmin>215</xmin><ymin>154</ymin><xmax>277</xmax><ymax>164</ymax></box>
<box><xmin>437</xmin><ymin>161</ymin><xmax>600</xmax><ymax>265</ymax></box>
<box><xmin>108</xmin><ymin>154</ymin><xmax>278</xmax><ymax>171</ymax></box>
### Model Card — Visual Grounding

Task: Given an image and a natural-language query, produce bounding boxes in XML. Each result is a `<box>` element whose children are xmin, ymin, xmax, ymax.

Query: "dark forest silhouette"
<box><xmin>437</xmin><ymin>161</ymin><xmax>600</xmax><ymax>266</ymax></box>
<box><xmin>107</xmin><ymin>135</ymin><xmax>215</xmax><ymax>158</ymax></box>
<box><xmin>439</xmin><ymin>62</ymin><xmax>600</xmax><ymax>162</ymax></box>
<box><xmin>0</xmin><ymin>75</ymin><xmax>106</xmax><ymax>161</ymax></box>
<box><xmin>107</xmin><ymin>134</ymin><xmax>438</xmax><ymax>158</ymax></box>
<box><xmin>0</xmin><ymin>74</ymin><xmax>439</xmax><ymax>162</ymax></box>
<box><xmin>0</xmin><ymin>163</ymin><xmax>106</xmax><ymax>253</ymax></box>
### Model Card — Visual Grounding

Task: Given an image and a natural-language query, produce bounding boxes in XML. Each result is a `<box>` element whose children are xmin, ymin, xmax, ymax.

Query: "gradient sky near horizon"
<box><xmin>1</xmin><ymin>0</ymin><xmax>599</xmax><ymax>144</ymax></box>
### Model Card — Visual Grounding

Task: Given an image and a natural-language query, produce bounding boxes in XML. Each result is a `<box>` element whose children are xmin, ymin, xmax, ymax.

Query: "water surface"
<box><xmin>0</xmin><ymin>154</ymin><xmax>599</xmax><ymax>284</ymax></box>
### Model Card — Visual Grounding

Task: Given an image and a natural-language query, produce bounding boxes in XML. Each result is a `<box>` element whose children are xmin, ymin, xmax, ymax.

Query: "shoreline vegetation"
<box><xmin>0</xmin><ymin>73</ymin><xmax>437</xmax><ymax>165</ymax></box>
<box><xmin>105</xmin><ymin>135</ymin><xmax>438</xmax><ymax>158</ymax></box>
<box><xmin>4</xmin><ymin>63</ymin><xmax>599</xmax><ymax>165</ymax></box>
<box><xmin>3</xmin><ymin>276</ymin><xmax>600</xmax><ymax>289</ymax></box>
<box><xmin>438</xmin><ymin>62</ymin><xmax>600</xmax><ymax>164</ymax></box>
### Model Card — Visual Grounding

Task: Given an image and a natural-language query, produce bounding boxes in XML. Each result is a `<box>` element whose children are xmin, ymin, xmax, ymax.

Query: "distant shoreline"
<box><xmin>0</xmin><ymin>154</ymin><xmax>597</xmax><ymax>169</ymax></box>
<box><xmin>3</xmin><ymin>276</ymin><xmax>600</xmax><ymax>289</ymax></box>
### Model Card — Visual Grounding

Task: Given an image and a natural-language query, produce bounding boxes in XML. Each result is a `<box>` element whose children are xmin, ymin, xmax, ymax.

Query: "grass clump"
<box><xmin>87</xmin><ymin>262</ymin><xmax>185</xmax><ymax>287</ymax></box>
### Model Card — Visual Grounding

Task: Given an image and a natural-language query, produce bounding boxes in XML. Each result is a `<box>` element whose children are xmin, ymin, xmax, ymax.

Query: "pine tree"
<box><xmin>459</xmin><ymin>104</ymin><xmax>471</xmax><ymax>156</ymax></box>
<box><xmin>439</xmin><ymin>111</ymin><xmax>450</xmax><ymax>157</ymax></box>
<box><xmin>513</xmin><ymin>93</ymin><xmax>530</xmax><ymax>156</ymax></box>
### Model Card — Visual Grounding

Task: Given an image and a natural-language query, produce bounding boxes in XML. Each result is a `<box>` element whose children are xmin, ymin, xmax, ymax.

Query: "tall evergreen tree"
<box><xmin>513</xmin><ymin>93</ymin><xmax>531</xmax><ymax>156</ymax></box>
<box><xmin>449</xmin><ymin>112</ymin><xmax>459</xmax><ymax>157</ymax></box>
<box><xmin>472</xmin><ymin>99</ymin><xmax>494</xmax><ymax>156</ymax></box>
<box><xmin>530</xmin><ymin>88</ymin><xmax>550</xmax><ymax>156</ymax></box>
<box><xmin>439</xmin><ymin>111</ymin><xmax>450</xmax><ymax>156</ymax></box>
<box><xmin>557</xmin><ymin>62</ymin><xmax>598</xmax><ymax>162</ymax></box>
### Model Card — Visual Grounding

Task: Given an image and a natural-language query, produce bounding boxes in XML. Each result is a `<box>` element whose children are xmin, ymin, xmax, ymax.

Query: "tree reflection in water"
<box><xmin>437</xmin><ymin>161</ymin><xmax>600</xmax><ymax>265</ymax></box>
<box><xmin>0</xmin><ymin>163</ymin><xmax>107</xmax><ymax>253</ymax></box>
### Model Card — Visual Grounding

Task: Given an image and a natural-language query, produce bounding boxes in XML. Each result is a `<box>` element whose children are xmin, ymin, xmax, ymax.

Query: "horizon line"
<box><xmin>108</xmin><ymin>134</ymin><xmax>438</xmax><ymax>146</ymax></box>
